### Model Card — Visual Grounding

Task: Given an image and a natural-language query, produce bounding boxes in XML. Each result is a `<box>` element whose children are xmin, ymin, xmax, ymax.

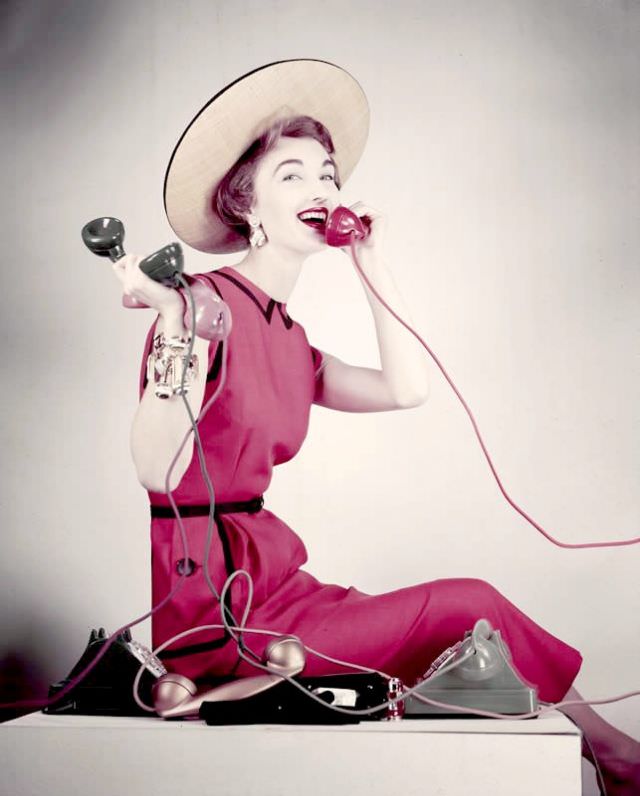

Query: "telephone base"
<box><xmin>43</xmin><ymin>627</ymin><xmax>166</xmax><ymax>717</ymax></box>
<box><xmin>404</xmin><ymin>618</ymin><xmax>540</xmax><ymax>718</ymax></box>
<box><xmin>404</xmin><ymin>686</ymin><xmax>538</xmax><ymax>717</ymax></box>
<box><xmin>200</xmin><ymin>672</ymin><xmax>389</xmax><ymax>725</ymax></box>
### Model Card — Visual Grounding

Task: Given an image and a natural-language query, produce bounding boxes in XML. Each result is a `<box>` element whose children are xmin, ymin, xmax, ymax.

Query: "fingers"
<box><xmin>340</xmin><ymin>201</ymin><xmax>387</xmax><ymax>255</ymax></box>
<box><xmin>110</xmin><ymin>253</ymin><xmax>180</xmax><ymax>312</ymax></box>
<box><xmin>347</xmin><ymin>201</ymin><xmax>384</xmax><ymax>221</ymax></box>
<box><xmin>346</xmin><ymin>202</ymin><xmax>387</xmax><ymax>238</ymax></box>
<box><xmin>111</xmin><ymin>254</ymin><xmax>145</xmax><ymax>290</ymax></box>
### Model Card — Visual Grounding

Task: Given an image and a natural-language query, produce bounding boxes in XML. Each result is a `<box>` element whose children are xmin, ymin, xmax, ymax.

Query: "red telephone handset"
<box><xmin>325</xmin><ymin>206</ymin><xmax>371</xmax><ymax>247</ymax></box>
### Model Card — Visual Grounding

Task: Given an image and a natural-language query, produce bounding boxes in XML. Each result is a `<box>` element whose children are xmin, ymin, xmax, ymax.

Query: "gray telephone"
<box><xmin>404</xmin><ymin>618</ymin><xmax>539</xmax><ymax>717</ymax></box>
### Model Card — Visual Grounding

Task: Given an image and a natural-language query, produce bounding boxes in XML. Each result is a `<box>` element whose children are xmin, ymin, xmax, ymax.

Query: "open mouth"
<box><xmin>297</xmin><ymin>206</ymin><xmax>329</xmax><ymax>231</ymax></box>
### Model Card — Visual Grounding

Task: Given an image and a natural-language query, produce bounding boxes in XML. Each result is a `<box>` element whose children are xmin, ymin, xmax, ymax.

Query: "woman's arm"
<box><xmin>314</xmin><ymin>210</ymin><xmax>430</xmax><ymax>412</ymax></box>
<box><xmin>111</xmin><ymin>254</ymin><xmax>217</xmax><ymax>492</ymax></box>
<box><xmin>130</xmin><ymin>307</ymin><xmax>212</xmax><ymax>493</ymax></box>
<box><xmin>313</xmin><ymin>264</ymin><xmax>430</xmax><ymax>412</ymax></box>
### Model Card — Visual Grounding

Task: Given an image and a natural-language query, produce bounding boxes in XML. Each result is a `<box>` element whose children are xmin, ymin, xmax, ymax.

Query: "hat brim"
<box><xmin>163</xmin><ymin>59</ymin><xmax>370</xmax><ymax>254</ymax></box>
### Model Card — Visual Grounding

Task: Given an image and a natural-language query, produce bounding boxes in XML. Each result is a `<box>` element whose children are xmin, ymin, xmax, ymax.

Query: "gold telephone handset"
<box><xmin>151</xmin><ymin>635</ymin><xmax>306</xmax><ymax>719</ymax></box>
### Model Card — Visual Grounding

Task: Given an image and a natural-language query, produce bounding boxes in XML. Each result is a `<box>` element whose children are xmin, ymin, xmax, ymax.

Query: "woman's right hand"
<box><xmin>111</xmin><ymin>254</ymin><xmax>184</xmax><ymax>316</ymax></box>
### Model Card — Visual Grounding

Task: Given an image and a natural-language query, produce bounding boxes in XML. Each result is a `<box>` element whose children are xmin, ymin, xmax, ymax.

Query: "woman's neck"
<box><xmin>231</xmin><ymin>243</ymin><xmax>307</xmax><ymax>304</ymax></box>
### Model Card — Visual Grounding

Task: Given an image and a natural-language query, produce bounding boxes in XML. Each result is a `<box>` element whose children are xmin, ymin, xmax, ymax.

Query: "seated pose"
<box><xmin>112</xmin><ymin>61</ymin><xmax>639</xmax><ymax>794</ymax></box>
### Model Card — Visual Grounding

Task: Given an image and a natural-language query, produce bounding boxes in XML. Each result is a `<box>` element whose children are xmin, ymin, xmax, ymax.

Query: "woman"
<box><xmin>112</xmin><ymin>61</ymin><xmax>638</xmax><ymax>793</ymax></box>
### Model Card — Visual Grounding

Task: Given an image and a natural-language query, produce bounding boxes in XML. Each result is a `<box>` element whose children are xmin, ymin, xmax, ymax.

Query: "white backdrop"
<box><xmin>2</xmin><ymin>1</ymin><xmax>638</xmax><ymax>790</ymax></box>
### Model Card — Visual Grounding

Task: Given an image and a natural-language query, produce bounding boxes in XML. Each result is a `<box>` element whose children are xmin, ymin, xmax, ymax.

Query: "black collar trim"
<box><xmin>207</xmin><ymin>270</ymin><xmax>293</xmax><ymax>330</ymax></box>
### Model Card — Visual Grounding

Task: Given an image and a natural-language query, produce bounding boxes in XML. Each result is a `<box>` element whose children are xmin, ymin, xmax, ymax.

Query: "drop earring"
<box><xmin>248</xmin><ymin>215</ymin><xmax>267</xmax><ymax>248</ymax></box>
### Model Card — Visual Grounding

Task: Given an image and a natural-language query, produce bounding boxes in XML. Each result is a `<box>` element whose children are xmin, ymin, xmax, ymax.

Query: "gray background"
<box><xmin>2</xmin><ymin>2</ymin><xmax>638</xmax><ymax>792</ymax></box>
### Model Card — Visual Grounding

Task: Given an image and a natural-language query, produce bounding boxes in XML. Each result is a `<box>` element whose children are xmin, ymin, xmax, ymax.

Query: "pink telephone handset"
<box><xmin>124</xmin><ymin>274</ymin><xmax>231</xmax><ymax>343</ymax></box>
<box><xmin>324</xmin><ymin>205</ymin><xmax>371</xmax><ymax>247</ymax></box>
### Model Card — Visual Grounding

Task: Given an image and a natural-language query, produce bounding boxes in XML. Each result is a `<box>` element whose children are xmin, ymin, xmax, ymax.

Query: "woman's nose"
<box><xmin>310</xmin><ymin>191</ymin><xmax>331</xmax><ymax>206</ymax></box>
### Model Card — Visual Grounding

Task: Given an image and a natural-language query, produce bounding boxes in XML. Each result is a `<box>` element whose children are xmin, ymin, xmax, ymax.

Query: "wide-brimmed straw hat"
<box><xmin>163</xmin><ymin>59</ymin><xmax>370</xmax><ymax>254</ymax></box>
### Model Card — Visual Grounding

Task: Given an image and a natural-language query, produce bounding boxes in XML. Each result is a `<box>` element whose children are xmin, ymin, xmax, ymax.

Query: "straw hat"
<box><xmin>163</xmin><ymin>59</ymin><xmax>370</xmax><ymax>254</ymax></box>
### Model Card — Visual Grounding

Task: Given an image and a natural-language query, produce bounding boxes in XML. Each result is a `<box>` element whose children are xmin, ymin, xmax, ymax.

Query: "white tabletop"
<box><xmin>4</xmin><ymin>708</ymin><xmax>580</xmax><ymax>735</ymax></box>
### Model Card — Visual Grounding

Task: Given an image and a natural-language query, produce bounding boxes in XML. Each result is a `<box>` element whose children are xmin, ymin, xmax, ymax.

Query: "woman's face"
<box><xmin>249</xmin><ymin>135</ymin><xmax>340</xmax><ymax>253</ymax></box>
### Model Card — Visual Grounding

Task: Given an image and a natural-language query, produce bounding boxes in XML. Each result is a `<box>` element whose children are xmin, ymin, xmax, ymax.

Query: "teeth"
<box><xmin>298</xmin><ymin>209</ymin><xmax>327</xmax><ymax>223</ymax></box>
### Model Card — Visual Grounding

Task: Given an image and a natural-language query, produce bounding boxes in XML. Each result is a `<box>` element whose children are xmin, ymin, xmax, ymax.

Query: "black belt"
<box><xmin>150</xmin><ymin>495</ymin><xmax>264</xmax><ymax>518</ymax></box>
<box><xmin>149</xmin><ymin>495</ymin><xmax>264</xmax><ymax>662</ymax></box>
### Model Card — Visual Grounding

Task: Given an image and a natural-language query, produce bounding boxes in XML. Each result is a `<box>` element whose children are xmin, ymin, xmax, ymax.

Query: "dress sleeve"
<box><xmin>309</xmin><ymin>345</ymin><xmax>327</xmax><ymax>404</ymax></box>
<box><xmin>310</xmin><ymin>345</ymin><xmax>327</xmax><ymax>380</ymax></box>
<box><xmin>198</xmin><ymin>273</ymin><xmax>225</xmax><ymax>384</ymax></box>
<box><xmin>309</xmin><ymin>346</ymin><xmax>327</xmax><ymax>386</ymax></box>
<box><xmin>137</xmin><ymin>273</ymin><xmax>226</xmax><ymax>399</ymax></box>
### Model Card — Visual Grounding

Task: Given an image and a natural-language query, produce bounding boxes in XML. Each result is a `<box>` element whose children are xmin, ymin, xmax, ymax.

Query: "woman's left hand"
<box><xmin>338</xmin><ymin>201</ymin><xmax>387</xmax><ymax>259</ymax></box>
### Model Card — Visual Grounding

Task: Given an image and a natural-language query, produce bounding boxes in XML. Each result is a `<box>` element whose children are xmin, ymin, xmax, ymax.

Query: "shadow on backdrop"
<box><xmin>1</xmin><ymin>0</ymin><xmax>109</xmax><ymax>81</ymax></box>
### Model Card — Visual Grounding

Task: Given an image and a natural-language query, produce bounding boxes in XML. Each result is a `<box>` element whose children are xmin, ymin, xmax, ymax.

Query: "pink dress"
<box><xmin>139</xmin><ymin>265</ymin><xmax>582</xmax><ymax>700</ymax></box>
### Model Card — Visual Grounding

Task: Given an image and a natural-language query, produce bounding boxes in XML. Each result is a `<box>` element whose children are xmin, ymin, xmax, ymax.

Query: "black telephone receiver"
<box><xmin>325</xmin><ymin>206</ymin><xmax>371</xmax><ymax>247</ymax></box>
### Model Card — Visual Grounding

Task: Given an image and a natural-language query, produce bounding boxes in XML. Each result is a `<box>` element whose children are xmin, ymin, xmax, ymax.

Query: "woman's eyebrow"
<box><xmin>272</xmin><ymin>157</ymin><xmax>336</xmax><ymax>177</ymax></box>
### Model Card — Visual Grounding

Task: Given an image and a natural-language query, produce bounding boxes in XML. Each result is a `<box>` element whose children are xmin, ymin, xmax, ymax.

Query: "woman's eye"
<box><xmin>282</xmin><ymin>173</ymin><xmax>335</xmax><ymax>182</ymax></box>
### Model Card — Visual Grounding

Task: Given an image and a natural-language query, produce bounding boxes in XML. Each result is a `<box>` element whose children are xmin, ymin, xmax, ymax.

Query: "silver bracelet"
<box><xmin>146</xmin><ymin>333</ymin><xmax>199</xmax><ymax>399</ymax></box>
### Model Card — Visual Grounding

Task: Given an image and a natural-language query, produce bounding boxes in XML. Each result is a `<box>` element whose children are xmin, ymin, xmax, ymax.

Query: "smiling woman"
<box><xmin>227</xmin><ymin>134</ymin><xmax>341</xmax><ymax>255</ymax></box>
<box><xmin>216</xmin><ymin>115</ymin><xmax>342</xmax><ymax>247</ymax></box>
<box><xmin>213</xmin><ymin>127</ymin><xmax>430</xmax><ymax>408</ymax></box>
<box><xmin>121</xmin><ymin>59</ymin><xmax>639</xmax><ymax>791</ymax></box>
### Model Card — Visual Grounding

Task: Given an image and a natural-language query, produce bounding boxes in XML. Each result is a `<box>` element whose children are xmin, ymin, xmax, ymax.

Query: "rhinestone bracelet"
<box><xmin>146</xmin><ymin>333</ymin><xmax>199</xmax><ymax>399</ymax></box>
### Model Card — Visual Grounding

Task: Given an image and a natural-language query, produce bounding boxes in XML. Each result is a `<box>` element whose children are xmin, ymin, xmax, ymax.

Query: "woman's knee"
<box><xmin>433</xmin><ymin>577</ymin><xmax>503</xmax><ymax>620</ymax></box>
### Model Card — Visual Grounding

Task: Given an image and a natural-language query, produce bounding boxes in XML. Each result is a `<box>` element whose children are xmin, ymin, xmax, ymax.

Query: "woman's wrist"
<box><xmin>158</xmin><ymin>293</ymin><xmax>187</xmax><ymax>336</ymax></box>
<box><xmin>355</xmin><ymin>250</ymin><xmax>389</xmax><ymax>283</ymax></box>
<box><xmin>159</xmin><ymin>313</ymin><xmax>187</xmax><ymax>338</ymax></box>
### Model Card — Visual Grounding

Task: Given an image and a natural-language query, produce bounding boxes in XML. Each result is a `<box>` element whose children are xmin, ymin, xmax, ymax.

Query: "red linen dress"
<box><xmin>139</xmin><ymin>265</ymin><xmax>582</xmax><ymax>700</ymax></box>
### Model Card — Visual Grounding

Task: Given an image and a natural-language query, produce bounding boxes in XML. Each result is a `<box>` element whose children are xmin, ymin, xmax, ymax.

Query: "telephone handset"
<box><xmin>324</xmin><ymin>205</ymin><xmax>371</xmax><ymax>247</ymax></box>
<box><xmin>81</xmin><ymin>217</ymin><xmax>231</xmax><ymax>340</ymax></box>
